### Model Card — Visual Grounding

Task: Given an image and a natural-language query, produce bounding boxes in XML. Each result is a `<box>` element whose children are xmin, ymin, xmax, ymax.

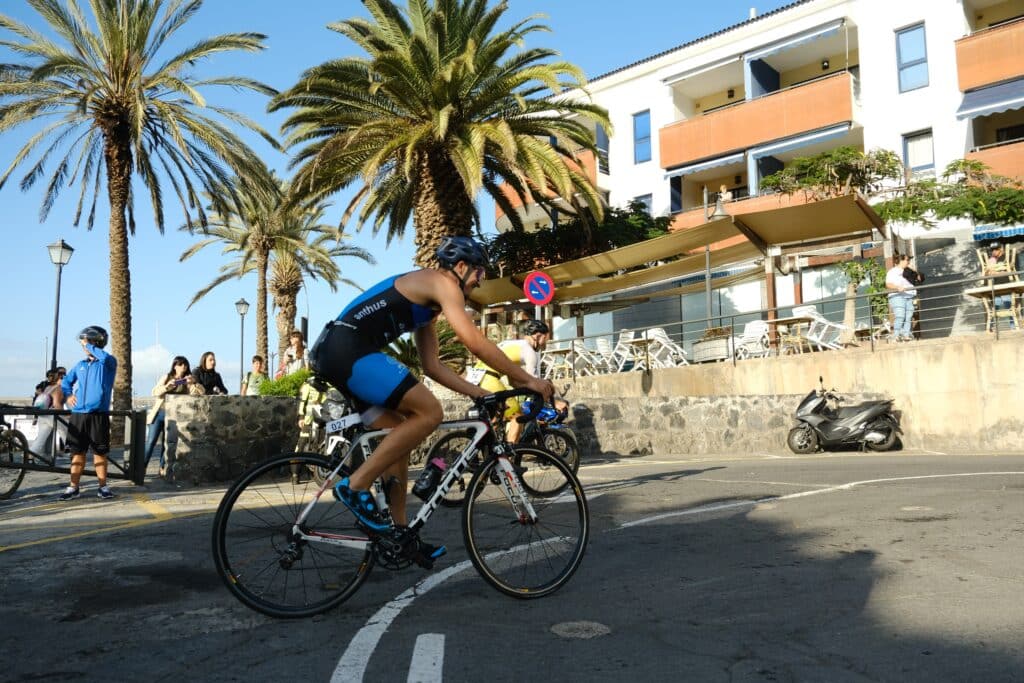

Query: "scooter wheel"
<box><xmin>865</xmin><ymin>416</ymin><xmax>899</xmax><ymax>451</ymax></box>
<box><xmin>787</xmin><ymin>425</ymin><xmax>819</xmax><ymax>454</ymax></box>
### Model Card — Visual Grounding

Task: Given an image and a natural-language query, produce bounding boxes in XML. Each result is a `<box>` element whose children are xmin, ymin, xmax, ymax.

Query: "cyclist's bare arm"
<box><xmin>399</xmin><ymin>270</ymin><xmax>553</xmax><ymax>402</ymax></box>
<box><xmin>415</xmin><ymin>325</ymin><xmax>488</xmax><ymax>398</ymax></box>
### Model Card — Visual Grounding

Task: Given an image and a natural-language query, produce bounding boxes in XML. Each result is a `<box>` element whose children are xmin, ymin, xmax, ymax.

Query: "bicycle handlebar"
<box><xmin>474</xmin><ymin>388</ymin><xmax>544</xmax><ymax>424</ymax></box>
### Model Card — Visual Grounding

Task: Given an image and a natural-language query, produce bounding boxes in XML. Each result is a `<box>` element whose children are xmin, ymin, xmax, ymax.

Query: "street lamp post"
<box><xmin>47</xmin><ymin>238</ymin><xmax>74</xmax><ymax>371</ymax></box>
<box><xmin>235</xmin><ymin>298</ymin><xmax>250</xmax><ymax>393</ymax></box>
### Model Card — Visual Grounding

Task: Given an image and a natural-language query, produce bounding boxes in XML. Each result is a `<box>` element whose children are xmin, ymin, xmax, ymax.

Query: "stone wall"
<box><xmin>161</xmin><ymin>333</ymin><xmax>1023</xmax><ymax>484</ymax></box>
<box><xmin>164</xmin><ymin>395</ymin><xmax>298</xmax><ymax>485</ymax></box>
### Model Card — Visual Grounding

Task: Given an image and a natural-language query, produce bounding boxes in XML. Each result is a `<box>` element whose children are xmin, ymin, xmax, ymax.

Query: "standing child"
<box><xmin>241</xmin><ymin>355</ymin><xmax>268</xmax><ymax>396</ymax></box>
<box><xmin>59</xmin><ymin>326</ymin><xmax>117</xmax><ymax>500</ymax></box>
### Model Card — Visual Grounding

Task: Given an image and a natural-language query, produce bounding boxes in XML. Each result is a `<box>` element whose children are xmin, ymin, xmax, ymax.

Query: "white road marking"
<box><xmin>621</xmin><ymin>471</ymin><xmax>1024</xmax><ymax>528</ymax></box>
<box><xmin>335</xmin><ymin>469</ymin><xmax>1024</xmax><ymax>681</ymax></box>
<box><xmin>331</xmin><ymin>561</ymin><xmax>473</xmax><ymax>683</ymax></box>
<box><xmin>407</xmin><ymin>633</ymin><xmax>444</xmax><ymax>683</ymax></box>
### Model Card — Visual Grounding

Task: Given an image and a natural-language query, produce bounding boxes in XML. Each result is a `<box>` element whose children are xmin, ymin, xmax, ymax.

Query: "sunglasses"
<box><xmin>473</xmin><ymin>265</ymin><xmax>486</xmax><ymax>280</ymax></box>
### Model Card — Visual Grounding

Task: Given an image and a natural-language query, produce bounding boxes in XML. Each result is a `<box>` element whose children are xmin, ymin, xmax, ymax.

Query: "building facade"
<box><xmin>494</xmin><ymin>0</ymin><xmax>1024</xmax><ymax>341</ymax></box>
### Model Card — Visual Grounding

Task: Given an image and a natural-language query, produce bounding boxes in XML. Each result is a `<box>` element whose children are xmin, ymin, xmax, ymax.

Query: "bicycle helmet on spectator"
<box><xmin>521</xmin><ymin>319</ymin><xmax>549</xmax><ymax>336</ymax></box>
<box><xmin>78</xmin><ymin>325</ymin><xmax>108</xmax><ymax>349</ymax></box>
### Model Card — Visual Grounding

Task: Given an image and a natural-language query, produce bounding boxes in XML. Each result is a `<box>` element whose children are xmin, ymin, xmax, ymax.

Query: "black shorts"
<box><xmin>310</xmin><ymin>324</ymin><xmax>418</xmax><ymax>413</ymax></box>
<box><xmin>66</xmin><ymin>413</ymin><xmax>111</xmax><ymax>455</ymax></box>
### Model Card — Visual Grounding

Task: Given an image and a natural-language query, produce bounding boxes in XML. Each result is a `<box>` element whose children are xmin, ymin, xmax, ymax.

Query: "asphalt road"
<box><xmin>1</xmin><ymin>450</ymin><xmax>1022</xmax><ymax>682</ymax></box>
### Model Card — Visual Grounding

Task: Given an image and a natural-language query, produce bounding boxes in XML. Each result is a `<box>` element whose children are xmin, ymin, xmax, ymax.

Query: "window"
<box><xmin>633</xmin><ymin>110</ymin><xmax>651</xmax><ymax>164</ymax></box>
<box><xmin>633</xmin><ymin>194</ymin><xmax>653</xmax><ymax>214</ymax></box>
<box><xmin>670</xmin><ymin>176</ymin><xmax>683</xmax><ymax>213</ymax></box>
<box><xmin>996</xmin><ymin>124</ymin><xmax>1024</xmax><ymax>144</ymax></box>
<box><xmin>595</xmin><ymin>124</ymin><xmax>610</xmax><ymax>174</ymax></box>
<box><xmin>903</xmin><ymin>129</ymin><xmax>934</xmax><ymax>175</ymax></box>
<box><xmin>896</xmin><ymin>24</ymin><xmax>928</xmax><ymax>92</ymax></box>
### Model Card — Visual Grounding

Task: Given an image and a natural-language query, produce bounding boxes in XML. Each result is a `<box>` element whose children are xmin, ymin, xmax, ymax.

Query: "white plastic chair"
<box><xmin>612</xmin><ymin>330</ymin><xmax>636</xmax><ymax>371</ymax></box>
<box><xmin>795</xmin><ymin>305</ymin><xmax>848</xmax><ymax>351</ymax></box>
<box><xmin>570</xmin><ymin>339</ymin><xmax>601</xmax><ymax>376</ymax></box>
<box><xmin>647</xmin><ymin>327</ymin><xmax>689</xmax><ymax>366</ymax></box>
<box><xmin>594</xmin><ymin>337</ymin><xmax>620</xmax><ymax>373</ymax></box>
<box><xmin>734</xmin><ymin>320</ymin><xmax>771</xmax><ymax>359</ymax></box>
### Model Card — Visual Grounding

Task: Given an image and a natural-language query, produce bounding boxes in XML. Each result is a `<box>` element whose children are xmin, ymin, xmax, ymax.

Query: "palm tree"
<box><xmin>0</xmin><ymin>0</ymin><xmax>278</xmax><ymax>412</ymax></box>
<box><xmin>267</xmin><ymin>215</ymin><xmax>375</xmax><ymax>364</ymax></box>
<box><xmin>271</xmin><ymin>0</ymin><xmax>611</xmax><ymax>266</ymax></box>
<box><xmin>181</xmin><ymin>176</ymin><xmax>374</xmax><ymax>362</ymax></box>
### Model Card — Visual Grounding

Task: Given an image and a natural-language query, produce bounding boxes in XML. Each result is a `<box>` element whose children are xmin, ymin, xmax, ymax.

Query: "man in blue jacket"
<box><xmin>58</xmin><ymin>326</ymin><xmax>118</xmax><ymax>500</ymax></box>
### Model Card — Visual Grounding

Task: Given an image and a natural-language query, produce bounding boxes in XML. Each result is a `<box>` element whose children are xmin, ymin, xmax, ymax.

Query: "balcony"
<box><xmin>967</xmin><ymin>138</ymin><xmax>1024</xmax><ymax>181</ymax></box>
<box><xmin>659</xmin><ymin>72</ymin><xmax>855</xmax><ymax>170</ymax></box>
<box><xmin>494</xmin><ymin>148</ymin><xmax>598</xmax><ymax>228</ymax></box>
<box><xmin>956</xmin><ymin>17</ymin><xmax>1024</xmax><ymax>92</ymax></box>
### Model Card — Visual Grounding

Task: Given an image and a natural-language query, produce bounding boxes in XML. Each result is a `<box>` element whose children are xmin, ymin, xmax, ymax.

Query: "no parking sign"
<box><xmin>523</xmin><ymin>271</ymin><xmax>555</xmax><ymax>305</ymax></box>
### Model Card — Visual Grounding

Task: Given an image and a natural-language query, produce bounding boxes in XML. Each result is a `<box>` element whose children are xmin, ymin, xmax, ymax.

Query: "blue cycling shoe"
<box><xmin>333</xmin><ymin>478</ymin><xmax>393</xmax><ymax>532</ymax></box>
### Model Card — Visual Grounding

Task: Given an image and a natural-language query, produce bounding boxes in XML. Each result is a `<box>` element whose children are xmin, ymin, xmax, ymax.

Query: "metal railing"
<box><xmin>542</xmin><ymin>270</ymin><xmax>1021</xmax><ymax>379</ymax></box>
<box><xmin>0</xmin><ymin>405</ymin><xmax>147</xmax><ymax>486</ymax></box>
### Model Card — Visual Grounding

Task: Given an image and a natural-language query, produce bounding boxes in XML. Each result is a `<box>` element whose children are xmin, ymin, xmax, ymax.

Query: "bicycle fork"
<box><xmin>493</xmin><ymin>453</ymin><xmax>538</xmax><ymax>524</ymax></box>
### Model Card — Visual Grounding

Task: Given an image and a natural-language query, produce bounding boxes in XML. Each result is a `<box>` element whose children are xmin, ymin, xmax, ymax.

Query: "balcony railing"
<box><xmin>967</xmin><ymin>138</ymin><xmax>1024</xmax><ymax>181</ymax></box>
<box><xmin>659</xmin><ymin>72</ymin><xmax>854</xmax><ymax>170</ymax></box>
<box><xmin>956</xmin><ymin>16</ymin><xmax>1024</xmax><ymax>92</ymax></box>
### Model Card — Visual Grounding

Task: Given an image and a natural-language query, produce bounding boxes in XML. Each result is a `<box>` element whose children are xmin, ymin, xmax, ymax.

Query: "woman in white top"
<box><xmin>885</xmin><ymin>254</ymin><xmax>917</xmax><ymax>342</ymax></box>
<box><xmin>278</xmin><ymin>329</ymin><xmax>310</xmax><ymax>377</ymax></box>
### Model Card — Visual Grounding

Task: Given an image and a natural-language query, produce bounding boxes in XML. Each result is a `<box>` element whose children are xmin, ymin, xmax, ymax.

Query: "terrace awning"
<box><xmin>956</xmin><ymin>77</ymin><xmax>1024</xmax><ymax>120</ymax></box>
<box><xmin>471</xmin><ymin>192</ymin><xmax>886</xmax><ymax>307</ymax></box>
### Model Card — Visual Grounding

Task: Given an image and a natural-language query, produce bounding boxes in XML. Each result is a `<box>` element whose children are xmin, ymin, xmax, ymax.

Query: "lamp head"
<box><xmin>235</xmin><ymin>298</ymin><xmax>250</xmax><ymax>316</ymax></box>
<box><xmin>47</xmin><ymin>238</ymin><xmax>74</xmax><ymax>266</ymax></box>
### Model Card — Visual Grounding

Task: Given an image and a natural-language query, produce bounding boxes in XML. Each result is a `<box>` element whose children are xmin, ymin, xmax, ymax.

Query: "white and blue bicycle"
<box><xmin>211</xmin><ymin>384</ymin><xmax>589</xmax><ymax>618</ymax></box>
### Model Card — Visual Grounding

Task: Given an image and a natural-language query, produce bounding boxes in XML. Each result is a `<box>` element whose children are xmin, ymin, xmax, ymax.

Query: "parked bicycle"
<box><xmin>0</xmin><ymin>412</ymin><xmax>30</xmax><ymax>499</ymax></box>
<box><xmin>211</xmin><ymin>386</ymin><xmax>589</xmax><ymax>619</ymax></box>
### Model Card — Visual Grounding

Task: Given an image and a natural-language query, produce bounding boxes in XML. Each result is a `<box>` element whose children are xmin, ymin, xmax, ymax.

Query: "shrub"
<box><xmin>259</xmin><ymin>368</ymin><xmax>312</xmax><ymax>397</ymax></box>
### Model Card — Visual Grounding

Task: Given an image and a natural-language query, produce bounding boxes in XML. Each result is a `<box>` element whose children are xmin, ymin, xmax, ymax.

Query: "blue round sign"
<box><xmin>523</xmin><ymin>271</ymin><xmax>555</xmax><ymax>305</ymax></box>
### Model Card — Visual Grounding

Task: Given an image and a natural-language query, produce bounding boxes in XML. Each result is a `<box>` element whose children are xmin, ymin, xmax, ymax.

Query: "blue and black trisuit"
<box><xmin>309</xmin><ymin>273</ymin><xmax>439</xmax><ymax>415</ymax></box>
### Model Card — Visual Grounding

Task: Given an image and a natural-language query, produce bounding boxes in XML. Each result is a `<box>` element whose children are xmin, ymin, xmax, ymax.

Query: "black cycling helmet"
<box><xmin>521</xmin><ymin>319</ymin><xmax>549</xmax><ymax>336</ymax></box>
<box><xmin>78</xmin><ymin>325</ymin><xmax>108</xmax><ymax>349</ymax></box>
<box><xmin>435</xmin><ymin>236</ymin><xmax>489</xmax><ymax>269</ymax></box>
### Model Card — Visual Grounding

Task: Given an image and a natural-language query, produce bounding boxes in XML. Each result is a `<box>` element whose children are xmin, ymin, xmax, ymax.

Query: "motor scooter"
<box><xmin>787</xmin><ymin>376</ymin><xmax>901</xmax><ymax>453</ymax></box>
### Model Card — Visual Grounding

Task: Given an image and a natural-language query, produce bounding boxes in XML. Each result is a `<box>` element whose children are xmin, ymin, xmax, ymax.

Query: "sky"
<box><xmin>0</xmin><ymin>0</ymin><xmax>794</xmax><ymax>398</ymax></box>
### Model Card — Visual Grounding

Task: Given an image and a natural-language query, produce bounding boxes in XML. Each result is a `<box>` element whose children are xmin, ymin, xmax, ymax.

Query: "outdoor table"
<box><xmin>624</xmin><ymin>336</ymin><xmax>656</xmax><ymax>370</ymax></box>
<box><xmin>769</xmin><ymin>315</ymin><xmax>814</xmax><ymax>354</ymax></box>
<box><xmin>964</xmin><ymin>281</ymin><xmax>1024</xmax><ymax>332</ymax></box>
<box><xmin>540</xmin><ymin>346</ymin><xmax>573</xmax><ymax>379</ymax></box>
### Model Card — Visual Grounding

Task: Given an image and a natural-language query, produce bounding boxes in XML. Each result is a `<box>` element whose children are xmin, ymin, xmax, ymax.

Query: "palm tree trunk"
<box><xmin>841</xmin><ymin>282</ymin><xmax>858</xmax><ymax>345</ymax></box>
<box><xmin>104</xmin><ymin>132</ymin><xmax>134</xmax><ymax>440</ymax></box>
<box><xmin>275</xmin><ymin>294</ymin><xmax>298</xmax><ymax>370</ymax></box>
<box><xmin>411</xmin><ymin>152</ymin><xmax>475</xmax><ymax>267</ymax></box>
<box><xmin>256</xmin><ymin>251</ymin><xmax>269</xmax><ymax>363</ymax></box>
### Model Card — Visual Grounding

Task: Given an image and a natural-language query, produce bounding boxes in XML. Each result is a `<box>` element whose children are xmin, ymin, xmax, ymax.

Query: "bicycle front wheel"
<box><xmin>463</xmin><ymin>448</ymin><xmax>588</xmax><ymax>599</ymax></box>
<box><xmin>0</xmin><ymin>430</ymin><xmax>29</xmax><ymax>500</ymax></box>
<box><xmin>211</xmin><ymin>454</ymin><xmax>373</xmax><ymax>619</ymax></box>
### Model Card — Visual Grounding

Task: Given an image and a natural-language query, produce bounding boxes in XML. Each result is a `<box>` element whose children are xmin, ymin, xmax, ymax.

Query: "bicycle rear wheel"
<box><xmin>211</xmin><ymin>454</ymin><xmax>373</xmax><ymax>618</ymax></box>
<box><xmin>536</xmin><ymin>427</ymin><xmax>580</xmax><ymax>475</ymax></box>
<box><xmin>462</xmin><ymin>448</ymin><xmax>588</xmax><ymax>598</ymax></box>
<box><xmin>0</xmin><ymin>430</ymin><xmax>29</xmax><ymax>500</ymax></box>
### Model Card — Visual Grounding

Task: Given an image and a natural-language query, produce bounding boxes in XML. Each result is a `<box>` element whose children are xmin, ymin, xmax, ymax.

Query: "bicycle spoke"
<box><xmin>463</xmin><ymin>448</ymin><xmax>588</xmax><ymax>598</ymax></box>
<box><xmin>212</xmin><ymin>454</ymin><xmax>373</xmax><ymax>618</ymax></box>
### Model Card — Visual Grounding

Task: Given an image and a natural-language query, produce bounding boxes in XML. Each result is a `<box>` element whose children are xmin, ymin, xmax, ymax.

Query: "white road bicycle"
<box><xmin>211</xmin><ymin>386</ymin><xmax>589</xmax><ymax>619</ymax></box>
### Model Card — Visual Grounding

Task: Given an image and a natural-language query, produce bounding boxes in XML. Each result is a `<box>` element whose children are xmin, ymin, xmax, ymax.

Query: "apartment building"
<box><xmin>492</xmin><ymin>0</ymin><xmax>1024</xmax><ymax>339</ymax></box>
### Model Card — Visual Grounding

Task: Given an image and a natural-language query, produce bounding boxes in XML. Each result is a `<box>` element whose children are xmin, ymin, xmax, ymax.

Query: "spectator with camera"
<box><xmin>145</xmin><ymin>355</ymin><xmax>205</xmax><ymax>476</ymax></box>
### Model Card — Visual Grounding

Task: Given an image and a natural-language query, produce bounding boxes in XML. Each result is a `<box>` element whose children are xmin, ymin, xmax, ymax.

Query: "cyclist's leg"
<box><xmin>347</xmin><ymin>383</ymin><xmax>442</xmax><ymax>522</ymax></box>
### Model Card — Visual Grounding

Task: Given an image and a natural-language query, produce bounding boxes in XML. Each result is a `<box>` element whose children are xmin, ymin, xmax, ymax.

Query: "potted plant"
<box><xmin>693</xmin><ymin>325</ymin><xmax>734</xmax><ymax>362</ymax></box>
